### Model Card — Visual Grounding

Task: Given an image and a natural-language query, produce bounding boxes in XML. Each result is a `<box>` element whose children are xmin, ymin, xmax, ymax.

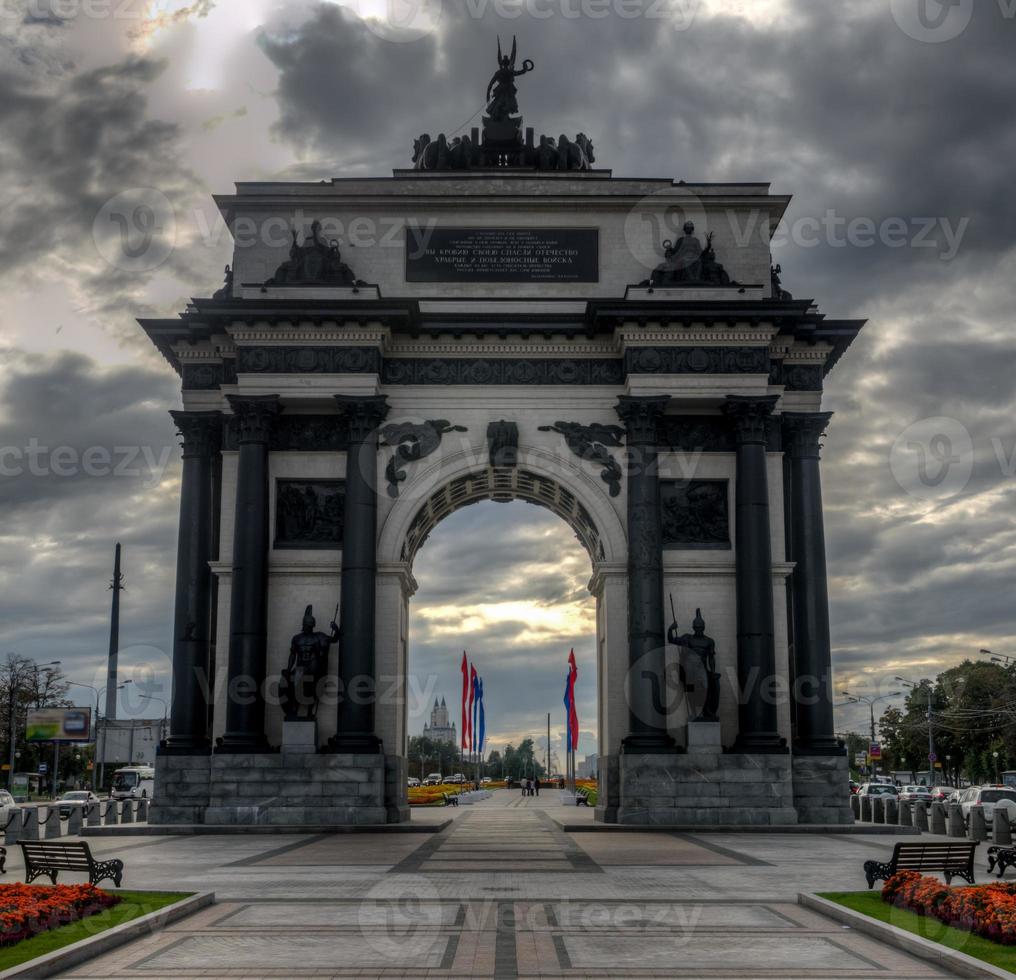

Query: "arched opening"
<box><xmin>406</xmin><ymin>498</ymin><xmax>597</xmax><ymax>787</ymax></box>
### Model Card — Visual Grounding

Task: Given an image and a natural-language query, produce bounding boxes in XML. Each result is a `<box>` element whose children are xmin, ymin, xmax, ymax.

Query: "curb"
<box><xmin>553</xmin><ymin>821</ymin><xmax>921</xmax><ymax>834</ymax></box>
<box><xmin>799</xmin><ymin>892</ymin><xmax>1011</xmax><ymax>980</ymax></box>
<box><xmin>0</xmin><ymin>891</ymin><xmax>215</xmax><ymax>980</ymax></box>
<box><xmin>81</xmin><ymin>820</ymin><xmax>450</xmax><ymax>836</ymax></box>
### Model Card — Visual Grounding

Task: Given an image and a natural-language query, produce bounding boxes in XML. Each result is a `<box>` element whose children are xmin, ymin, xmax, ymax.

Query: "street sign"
<box><xmin>38</xmin><ymin>764</ymin><xmax>48</xmax><ymax>774</ymax></box>
<box><xmin>869</xmin><ymin>742</ymin><xmax>882</xmax><ymax>760</ymax></box>
<box><xmin>854</xmin><ymin>752</ymin><xmax>867</xmax><ymax>767</ymax></box>
<box><xmin>928</xmin><ymin>751</ymin><xmax>937</xmax><ymax>763</ymax></box>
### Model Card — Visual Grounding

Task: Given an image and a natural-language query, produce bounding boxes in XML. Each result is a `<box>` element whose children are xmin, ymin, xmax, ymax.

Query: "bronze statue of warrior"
<box><xmin>667</xmin><ymin>601</ymin><xmax>721</xmax><ymax>722</ymax></box>
<box><xmin>280</xmin><ymin>604</ymin><xmax>338</xmax><ymax>720</ymax></box>
<box><xmin>485</xmin><ymin>35</ymin><xmax>534</xmax><ymax>122</ymax></box>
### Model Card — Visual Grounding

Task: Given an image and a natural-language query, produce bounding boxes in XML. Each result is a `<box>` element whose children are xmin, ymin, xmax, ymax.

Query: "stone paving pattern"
<box><xmin>0</xmin><ymin>792</ymin><xmax>976</xmax><ymax>978</ymax></box>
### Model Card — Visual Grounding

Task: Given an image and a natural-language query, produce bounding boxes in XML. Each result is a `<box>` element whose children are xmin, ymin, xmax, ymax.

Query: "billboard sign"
<box><xmin>26</xmin><ymin>707</ymin><xmax>92</xmax><ymax>742</ymax></box>
<box><xmin>868</xmin><ymin>742</ymin><xmax>882</xmax><ymax>760</ymax></box>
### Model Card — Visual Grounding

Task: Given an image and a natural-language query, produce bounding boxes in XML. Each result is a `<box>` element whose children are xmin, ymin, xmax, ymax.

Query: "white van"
<box><xmin>111</xmin><ymin>766</ymin><xmax>155</xmax><ymax>800</ymax></box>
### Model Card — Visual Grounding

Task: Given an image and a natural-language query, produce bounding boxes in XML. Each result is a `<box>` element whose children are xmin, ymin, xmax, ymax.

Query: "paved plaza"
<box><xmin>2</xmin><ymin>793</ymin><xmax>974</xmax><ymax>978</ymax></box>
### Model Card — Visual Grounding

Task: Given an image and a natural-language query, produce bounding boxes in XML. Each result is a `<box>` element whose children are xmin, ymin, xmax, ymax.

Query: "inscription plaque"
<box><xmin>406</xmin><ymin>227</ymin><xmax>599</xmax><ymax>283</ymax></box>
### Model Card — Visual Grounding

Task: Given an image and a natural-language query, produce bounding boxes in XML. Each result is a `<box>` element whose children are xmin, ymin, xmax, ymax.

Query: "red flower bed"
<box><xmin>0</xmin><ymin>883</ymin><xmax>121</xmax><ymax>947</ymax></box>
<box><xmin>882</xmin><ymin>871</ymin><xmax>1016</xmax><ymax>945</ymax></box>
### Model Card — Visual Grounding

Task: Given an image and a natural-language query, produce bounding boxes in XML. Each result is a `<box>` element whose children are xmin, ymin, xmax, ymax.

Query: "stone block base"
<box><xmin>792</xmin><ymin>754</ymin><xmax>853</xmax><ymax>825</ymax></box>
<box><xmin>151</xmin><ymin>752</ymin><xmax>407</xmax><ymax>826</ymax></box>
<box><xmin>611</xmin><ymin>752</ymin><xmax>798</xmax><ymax>826</ymax></box>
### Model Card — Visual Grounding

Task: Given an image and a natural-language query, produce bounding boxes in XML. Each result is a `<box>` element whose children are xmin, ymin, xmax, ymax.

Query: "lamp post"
<box><xmin>65</xmin><ymin>680</ymin><xmax>101</xmax><ymax>791</ymax></box>
<box><xmin>138</xmin><ymin>695</ymin><xmax>168</xmax><ymax>752</ymax></box>
<box><xmin>980</xmin><ymin>648</ymin><xmax>1016</xmax><ymax>668</ymax></box>
<box><xmin>838</xmin><ymin>690</ymin><xmax>902</xmax><ymax>744</ymax></box>
<box><xmin>994</xmin><ymin>751</ymin><xmax>1000</xmax><ymax>784</ymax></box>
<box><xmin>896</xmin><ymin>677</ymin><xmax>936</xmax><ymax>783</ymax></box>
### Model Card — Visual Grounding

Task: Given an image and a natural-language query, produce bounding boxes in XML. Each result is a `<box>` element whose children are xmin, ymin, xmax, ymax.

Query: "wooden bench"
<box><xmin>442</xmin><ymin>793</ymin><xmax>459</xmax><ymax>807</ymax></box>
<box><xmin>19</xmin><ymin>840</ymin><xmax>124</xmax><ymax>888</ymax></box>
<box><xmin>575</xmin><ymin>789</ymin><xmax>591</xmax><ymax>807</ymax></box>
<box><xmin>987</xmin><ymin>845</ymin><xmax>1016</xmax><ymax>878</ymax></box>
<box><xmin>864</xmin><ymin>841</ymin><xmax>978</xmax><ymax>889</ymax></box>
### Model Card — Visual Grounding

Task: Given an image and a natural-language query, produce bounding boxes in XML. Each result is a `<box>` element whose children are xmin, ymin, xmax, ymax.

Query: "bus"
<box><xmin>111</xmin><ymin>765</ymin><xmax>155</xmax><ymax>801</ymax></box>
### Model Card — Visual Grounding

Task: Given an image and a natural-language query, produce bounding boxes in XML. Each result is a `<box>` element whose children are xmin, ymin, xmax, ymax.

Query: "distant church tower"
<box><xmin>423</xmin><ymin>696</ymin><xmax>457</xmax><ymax>745</ymax></box>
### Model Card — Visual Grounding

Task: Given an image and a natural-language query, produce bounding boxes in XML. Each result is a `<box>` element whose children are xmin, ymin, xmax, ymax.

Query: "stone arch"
<box><xmin>376</xmin><ymin>445</ymin><xmax>628</xmax><ymax>572</ymax></box>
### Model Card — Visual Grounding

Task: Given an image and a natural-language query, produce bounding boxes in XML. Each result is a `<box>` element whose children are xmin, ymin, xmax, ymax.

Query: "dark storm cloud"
<box><xmin>0</xmin><ymin>350</ymin><xmax>180</xmax><ymax>512</ymax></box>
<box><xmin>0</xmin><ymin>350</ymin><xmax>179</xmax><ymax>692</ymax></box>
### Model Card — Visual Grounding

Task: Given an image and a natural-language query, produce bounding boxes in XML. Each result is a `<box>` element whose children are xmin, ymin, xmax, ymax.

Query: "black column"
<box><xmin>616</xmin><ymin>395</ymin><xmax>676</xmax><ymax>754</ymax></box>
<box><xmin>783</xmin><ymin>412</ymin><xmax>842</xmax><ymax>755</ymax></box>
<box><xmin>723</xmin><ymin>395</ymin><xmax>786</xmax><ymax>754</ymax></box>
<box><xmin>330</xmin><ymin>394</ymin><xmax>389</xmax><ymax>754</ymax></box>
<box><xmin>164</xmin><ymin>411</ymin><xmax>221</xmax><ymax>754</ymax></box>
<box><xmin>217</xmin><ymin>394</ymin><xmax>281</xmax><ymax>754</ymax></box>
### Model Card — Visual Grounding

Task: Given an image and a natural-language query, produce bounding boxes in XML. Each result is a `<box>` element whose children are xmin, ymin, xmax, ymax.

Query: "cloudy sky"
<box><xmin>0</xmin><ymin>0</ymin><xmax>1013</xmax><ymax>753</ymax></box>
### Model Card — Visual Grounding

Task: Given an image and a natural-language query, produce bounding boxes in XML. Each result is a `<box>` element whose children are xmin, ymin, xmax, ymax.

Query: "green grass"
<box><xmin>820</xmin><ymin>890</ymin><xmax>1016</xmax><ymax>972</ymax></box>
<box><xmin>0</xmin><ymin>891</ymin><xmax>190</xmax><ymax>971</ymax></box>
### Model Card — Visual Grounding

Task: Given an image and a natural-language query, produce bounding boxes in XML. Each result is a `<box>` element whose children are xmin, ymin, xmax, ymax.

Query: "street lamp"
<box><xmin>138</xmin><ymin>695</ymin><xmax>168</xmax><ymax>748</ymax></box>
<box><xmin>838</xmin><ymin>690</ymin><xmax>903</xmax><ymax>743</ymax></box>
<box><xmin>65</xmin><ymin>680</ymin><xmax>101</xmax><ymax>791</ymax></box>
<box><xmin>980</xmin><ymin>648</ymin><xmax>1016</xmax><ymax>667</ymax></box>
<box><xmin>994</xmin><ymin>751</ymin><xmax>1000</xmax><ymax>784</ymax></box>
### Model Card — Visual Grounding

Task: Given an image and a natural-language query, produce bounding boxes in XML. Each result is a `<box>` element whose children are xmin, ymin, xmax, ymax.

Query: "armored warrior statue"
<box><xmin>280</xmin><ymin>604</ymin><xmax>339</xmax><ymax>720</ymax></box>
<box><xmin>667</xmin><ymin>602</ymin><xmax>722</xmax><ymax>723</ymax></box>
<box><xmin>485</xmin><ymin>35</ymin><xmax>534</xmax><ymax>122</ymax></box>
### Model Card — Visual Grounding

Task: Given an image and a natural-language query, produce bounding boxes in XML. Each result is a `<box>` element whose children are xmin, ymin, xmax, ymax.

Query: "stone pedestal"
<box><xmin>150</xmin><ymin>752</ymin><xmax>407</xmax><ymax>826</ymax></box>
<box><xmin>282</xmin><ymin>720</ymin><xmax>317</xmax><ymax>755</ymax></box>
<box><xmin>686</xmin><ymin>722</ymin><xmax>722</xmax><ymax>753</ymax></box>
<box><xmin>614</xmin><ymin>752</ymin><xmax>798</xmax><ymax>827</ymax></box>
<box><xmin>791</xmin><ymin>754</ymin><xmax>853</xmax><ymax>825</ymax></box>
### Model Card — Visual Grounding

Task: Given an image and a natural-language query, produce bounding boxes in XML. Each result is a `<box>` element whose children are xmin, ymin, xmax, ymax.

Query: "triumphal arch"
<box><xmin>142</xmin><ymin>51</ymin><xmax>862</xmax><ymax>827</ymax></box>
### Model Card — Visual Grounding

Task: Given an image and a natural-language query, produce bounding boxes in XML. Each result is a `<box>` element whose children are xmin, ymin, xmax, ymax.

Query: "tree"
<box><xmin>0</xmin><ymin>654</ymin><xmax>73</xmax><ymax>793</ymax></box>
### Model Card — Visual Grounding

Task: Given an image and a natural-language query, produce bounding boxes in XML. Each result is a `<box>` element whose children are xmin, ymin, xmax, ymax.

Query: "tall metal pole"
<box><xmin>105</xmin><ymin>543</ymin><xmax>124</xmax><ymax>724</ymax></box>
<box><xmin>546</xmin><ymin>713</ymin><xmax>550</xmax><ymax>778</ymax></box>
<box><xmin>52</xmin><ymin>741</ymin><xmax>59</xmax><ymax>799</ymax></box>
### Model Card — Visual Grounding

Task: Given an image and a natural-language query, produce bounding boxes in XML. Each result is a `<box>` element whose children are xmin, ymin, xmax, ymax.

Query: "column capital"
<box><xmin>169</xmin><ymin>410</ymin><xmax>222</xmax><ymax>459</ymax></box>
<box><xmin>615</xmin><ymin>395</ymin><xmax>671</xmax><ymax>445</ymax></box>
<box><xmin>225</xmin><ymin>395</ymin><xmax>282</xmax><ymax>445</ymax></box>
<box><xmin>334</xmin><ymin>394</ymin><xmax>390</xmax><ymax>443</ymax></box>
<box><xmin>722</xmin><ymin>395</ymin><xmax>780</xmax><ymax>446</ymax></box>
<box><xmin>782</xmin><ymin>412</ymin><xmax>834</xmax><ymax>460</ymax></box>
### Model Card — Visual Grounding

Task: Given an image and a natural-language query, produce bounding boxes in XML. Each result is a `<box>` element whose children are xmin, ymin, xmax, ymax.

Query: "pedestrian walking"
<box><xmin>534</xmin><ymin>777</ymin><xmax>541</xmax><ymax>797</ymax></box>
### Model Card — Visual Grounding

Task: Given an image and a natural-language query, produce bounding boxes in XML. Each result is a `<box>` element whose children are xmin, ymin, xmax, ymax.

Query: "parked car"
<box><xmin>929</xmin><ymin>785</ymin><xmax>955</xmax><ymax>803</ymax></box>
<box><xmin>958</xmin><ymin>786</ymin><xmax>1016</xmax><ymax>828</ymax></box>
<box><xmin>57</xmin><ymin>790</ymin><xmax>99</xmax><ymax>818</ymax></box>
<box><xmin>858</xmin><ymin>782</ymin><xmax>898</xmax><ymax>798</ymax></box>
<box><xmin>422</xmin><ymin>773</ymin><xmax>443</xmax><ymax>786</ymax></box>
<box><xmin>407</xmin><ymin>777</ymin><xmax>421</xmax><ymax>788</ymax></box>
<box><xmin>0</xmin><ymin>789</ymin><xmax>17</xmax><ymax>830</ymax></box>
<box><xmin>898</xmin><ymin>785</ymin><xmax>933</xmax><ymax>807</ymax></box>
<box><xmin>446</xmin><ymin>773</ymin><xmax>465</xmax><ymax>785</ymax></box>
